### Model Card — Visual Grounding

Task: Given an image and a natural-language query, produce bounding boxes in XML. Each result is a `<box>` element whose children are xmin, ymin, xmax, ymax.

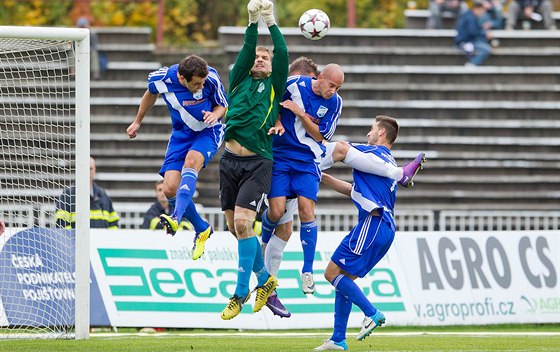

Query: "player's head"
<box><xmin>289</xmin><ymin>56</ymin><xmax>319</xmax><ymax>78</ymax></box>
<box><xmin>313</xmin><ymin>63</ymin><xmax>344</xmax><ymax>99</ymax></box>
<box><xmin>154</xmin><ymin>180</ymin><xmax>167</xmax><ymax>204</ymax></box>
<box><xmin>178</xmin><ymin>54</ymin><xmax>209</xmax><ymax>93</ymax></box>
<box><xmin>89</xmin><ymin>157</ymin><xmax>96</xmax><ymax>186</ymax></box>
<box><xmin>367</xmin><ymin>115</ymin><xmax>399</xmax><ymax>147</ymax></box>
<box><xmin>251</xmin><ymin>46</ymin><xmax>273</xmax><ymax>79</ymax></box>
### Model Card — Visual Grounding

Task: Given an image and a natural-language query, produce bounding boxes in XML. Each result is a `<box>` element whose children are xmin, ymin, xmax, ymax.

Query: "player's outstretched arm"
<box><xmin>261</xmin><ymin>0</ymin><xmax>276</xmax><ymax>27</ymax></box>
<box><xmin>127</xmin><ymin>89</ymin><xmax>158</xmax><ymax>139</ymax></box>
<box><xmin>321</xmin><ymin>173</ymin><xmax>352</xmax><ymax>197</ymax></box>
<box><xmin>247</xmin><ymin>0</ymin><xmax>263</xmax><ymax>24</ymax></box>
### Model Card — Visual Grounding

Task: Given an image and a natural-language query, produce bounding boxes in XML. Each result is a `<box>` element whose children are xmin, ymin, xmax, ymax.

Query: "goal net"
<box><xmin>0</xmin><ymin>26</ymin><xmax>90</xmax><ymax>339</ymax></box>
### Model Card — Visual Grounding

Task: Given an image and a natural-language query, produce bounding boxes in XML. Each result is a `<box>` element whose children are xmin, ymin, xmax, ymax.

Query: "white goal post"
<box><xmin>0</xmin><ymin>26</ymin><xmax>90</xmax><ymax>339</ymax></box>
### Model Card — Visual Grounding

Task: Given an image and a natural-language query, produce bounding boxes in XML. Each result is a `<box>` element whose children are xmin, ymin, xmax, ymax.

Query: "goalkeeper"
<box><xmin>219</xmin><ymin>0</ymin><xmax>288</xmax><ymax>321</ymax></box>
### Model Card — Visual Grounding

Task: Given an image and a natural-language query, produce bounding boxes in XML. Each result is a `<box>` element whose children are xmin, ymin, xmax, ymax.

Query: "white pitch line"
<box><xmin>93</xmin><ymin>331</ymin><xmax>560</xmax><ymax>338</ymax></box>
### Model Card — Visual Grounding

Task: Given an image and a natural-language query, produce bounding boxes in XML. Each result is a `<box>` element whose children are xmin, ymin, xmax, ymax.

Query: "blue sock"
<box><xmin>234</xmin><ymin>237</ymin><xmax>257</xmax><ymax>298</ymax></box>
<box><xmin>183</xmin><ymin>200</ymin><xmax>208</xmax><ymax>233</ymax></box>
<box><xmin>260</xmin><ymin>208</ymin><xmax>278</xmax><ymax>244</ymax></box>
<box><xmin>331</xmin><ymin>290</ymin><xmax>352</xmax><ymax>343</ymax></box>
<box><xmin>167</xmin><ymin>196</ymin><xmax>176</xmax><ymax>209</ymax></box>
<box><xmin>300</xmin><ymin>220</ymin><xmax>317</xmax><ymax>273</ymax></box>
<box><xmin>332</xmin><ymin>274</ymin><xmax>376</xmax><ymax>317</ymax></box>
<box><xmin>251</xmin><ymin>236</ymin><xmax>269</xmax><ymax>286</ymax></box>
<box><xmin>172</xmin><ymin>168</ymin><xmax>198</xmax><ymax>220</ymax></box>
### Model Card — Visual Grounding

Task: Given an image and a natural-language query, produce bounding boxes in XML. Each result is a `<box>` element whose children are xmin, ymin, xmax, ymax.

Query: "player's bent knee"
<box><xmin>268</xmin><ymin>207</ymin><xmax>285</xmax><ymax>222</ymax></box>
<box><xmin>234</xmin><ymin>217</ymin><xmax>254</xmax><ymax>238</ymax></box>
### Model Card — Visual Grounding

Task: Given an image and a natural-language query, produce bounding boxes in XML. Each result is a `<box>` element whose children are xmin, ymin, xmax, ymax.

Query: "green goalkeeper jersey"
<box><xmin>224</xmin><ymin>23</ymin><xmax>289</xmax><ymax>160</ymax></box>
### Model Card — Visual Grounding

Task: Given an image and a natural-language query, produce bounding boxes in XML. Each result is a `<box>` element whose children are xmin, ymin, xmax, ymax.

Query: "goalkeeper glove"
<box><xmin>248</xmin><ymin>0</ymin><xmax>263</xmax><ymax>24</ymax></box>
<box><xmin>261</xmin><ymin>0</ymin><xmax>276</xmax><ymax>26</ymax></box>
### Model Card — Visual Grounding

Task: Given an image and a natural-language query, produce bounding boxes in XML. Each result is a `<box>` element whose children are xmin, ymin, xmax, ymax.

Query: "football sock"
<box><xmin>183</xmin><ymin>200</ymin><xmax>208</xmax><ymax>233</ymax></box>
<box><xmin>331</xmin><ymin>290</ymin><xmax>352</xmax><ymax>343</ymax></box>
<box><xmin>235</xmin><ymin>237</ymin><xmax>257</xmax><ymax>298</ymax></box>
<box><xmin>264</xmin><ymin>234</ymin><xmax>287</xmax><ymax>276</ymax></box>
<box><xmin>172</xmin><ymin>168</ymin><xmax>198</xmax><ymax>220</ymax></box>
<box><xmin>167</xmin><ymin>196</ymin><xmax>176</xmax><ymax>209</ymax></box>
<box><xmin>251</xmin><ymin>236</ymin><xmax>269</xmax><ymax>286</ymax></box>
<box><xmin>332</xmin><ymin>274</ymin><xmax>376</xmax><ymax>317</ymax></box>
<box><xmin>344</xmin><ymin>146</ymin><xmax>403</xmax><ymax>181</ymax></box>
<box><xmin>300</xmin><ymin>220</ymin><xmax>317</xmax><ymax>273</ymax></box>
<box><xmin>261</xmin><ymin>208</ymin><xmax>278</xmax><ymax>244</ymax></box>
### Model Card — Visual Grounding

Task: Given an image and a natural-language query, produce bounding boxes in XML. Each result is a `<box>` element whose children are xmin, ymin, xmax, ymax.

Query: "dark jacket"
<box><xmin>55</xmin><ymin>183</ymin><xmax>119</xmax><ymax>229</ymax></box>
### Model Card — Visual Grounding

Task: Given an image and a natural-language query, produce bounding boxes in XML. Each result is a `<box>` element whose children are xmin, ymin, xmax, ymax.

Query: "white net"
<box><xmin>0</xmin><ymin>36</ymin><xmax>77</xmax><ymax>339</ymax></box>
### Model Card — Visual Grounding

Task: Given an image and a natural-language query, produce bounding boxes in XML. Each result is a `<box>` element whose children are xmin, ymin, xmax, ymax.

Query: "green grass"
<box><xmin>2</xmin><ymin>325</ymin><xmax>559</xmax><ymax>352</ymax></box>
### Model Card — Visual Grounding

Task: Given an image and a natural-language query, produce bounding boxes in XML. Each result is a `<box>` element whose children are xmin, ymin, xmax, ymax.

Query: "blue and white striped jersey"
<box><xmin>147</xmin><ymin>64</ymin><xmax>228</xmax><ymax>132</ymax></box>
<box><xmin>272</xmin><ymin>75</ymin><xmax>342</xmax><ymax>163</ymax></box>
<box><xmin>350</xmin><ymin>143</ymin><xmax>398</xmax><ymax>232</ymax></box>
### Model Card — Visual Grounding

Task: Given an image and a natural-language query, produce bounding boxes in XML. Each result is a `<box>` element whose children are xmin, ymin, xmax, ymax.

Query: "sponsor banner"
<box><xmin>90</xmin><ymin>230</ymin><xmax>559</xmax><ymax>329</ymax></box>
<box><xmin>394</xmin><ymin>231</ymin><xmax>560</xmax><ymax>325</ymax></box>
<box><xmin>1</xmin><ymin>229</ymin><xmax>558</xmax><ymax>328</ymax></box>
<box><xmin>0</xmin><ymin>228</ymin><xmax>76</xmax><ymax>327</ymax></box>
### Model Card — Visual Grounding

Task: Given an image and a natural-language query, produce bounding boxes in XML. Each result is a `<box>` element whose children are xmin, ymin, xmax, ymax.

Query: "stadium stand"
<box><xmin>2</xmin><ymin>24</ymin><xmax>559</xmax><ymax>229</ymax></box>
<box><xmin>404</xmin><ymin>8</ymin><xmax>560</xmax><ymax>30</ymax></box>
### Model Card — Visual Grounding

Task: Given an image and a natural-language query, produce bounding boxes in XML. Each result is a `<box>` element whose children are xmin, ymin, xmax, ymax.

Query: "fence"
<box><xmin>2</xmin><ymin>203</ymin><xmax>559</xmax><ymax>232</ymax></box>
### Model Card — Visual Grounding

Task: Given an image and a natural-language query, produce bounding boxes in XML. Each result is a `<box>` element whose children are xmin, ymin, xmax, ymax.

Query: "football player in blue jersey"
<box><xmin>261</xmin><ymin>56</ymin><xmax>319</xmax><ymax>318</ymax></box>
<box><xmin>314</xmin><ymin>115</ymin><xmax>415</xmax><ymax>351</ymax></box>
<box><xmin>259</xmin><ymin>62</ymin><xmax>344</xmax><ymax>298</ymax></box>
<box><xmin>127</xmin><ymin>54</ymin><xmax>228</xmax><ymax>260</ymax></box>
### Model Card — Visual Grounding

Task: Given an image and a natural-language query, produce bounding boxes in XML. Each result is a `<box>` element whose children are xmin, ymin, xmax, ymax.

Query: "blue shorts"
<box><xmin>268</xmin><ymin>158</ymin><xmax>321</xmax><ymax>202</ymax></box>
<box><xmin>159</xmin><ymin>125</ymin><xmax>224</xmax><ymax>177</ymax></box>
<box><xmin>331</xmin><ymin>213</ymin><xmax>395</xmax><ymax>278</ymax></box>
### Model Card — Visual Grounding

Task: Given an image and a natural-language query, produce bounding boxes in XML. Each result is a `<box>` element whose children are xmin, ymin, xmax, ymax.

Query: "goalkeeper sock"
<box><xmin>252</xmin><ymin>237</ymin><xmax>269</xmax><ymax>286</ymax></box>
<box><xmin>235</xmin><ymin>237</ymin><xmax>257</xmax><ymax>298</ymax></box>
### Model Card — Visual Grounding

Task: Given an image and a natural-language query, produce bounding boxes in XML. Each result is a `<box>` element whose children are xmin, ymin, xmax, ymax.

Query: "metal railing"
<box><xmin>2</xmin><ymin>203</ymin><xmax>559</xmax><ymax>232</ymax></box>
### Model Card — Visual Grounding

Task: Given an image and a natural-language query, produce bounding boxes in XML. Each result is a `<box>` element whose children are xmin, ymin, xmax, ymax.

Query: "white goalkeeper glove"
<box><xmin>261</xmin><ymin>0</ymin><xmax>276</xmax><ymax>26</ymax></box>
<box><xmin>248</xmin><ymin>0</ymin><xmax>263</xmax><ymax>24</ymax></box>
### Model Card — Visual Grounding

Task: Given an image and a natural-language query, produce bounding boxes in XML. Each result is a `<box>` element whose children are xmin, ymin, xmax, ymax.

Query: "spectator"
<box><xmin>76</xmin><ymin>16</ymin><xmax>107</xmax><ymax>80</ymax></box>
<box><xmin>0</xmin><ymin>220</ymin><xmax>5</xmax><ymax>235</ymax></box>
<box><xmin>480</xmin><ymin>0</ymin><xmax>506</xmax><ymax>29</ymax></box>
<box><xmin>141</xmin><ymin>180</ymin><xmax>193</xmax><ymax>231</ymax></box>
<box><xmin>505</xmin><ymin>0</ymin><xmax>557</xmax><ymax>30</ymax></box>
<box><xmin>426</xmin><ymin>0</ymin><xmax>469</xmax><ymax>29</ymax></box>
<box><xmin>55</xmin><ymin>157</ymin><xmax>120</xmax><ymax>229</ymax></box>
<box><xmin>455</xmin><ymin>1</ymin><xmax>494</xmax><ymax>66</ymax></box>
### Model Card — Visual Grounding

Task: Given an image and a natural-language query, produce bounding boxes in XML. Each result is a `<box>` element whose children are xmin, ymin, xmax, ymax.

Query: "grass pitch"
<box><xmin>2</xmin><ymin>325</ymin><xmax>559</xmax><ymax>352</ymax></box>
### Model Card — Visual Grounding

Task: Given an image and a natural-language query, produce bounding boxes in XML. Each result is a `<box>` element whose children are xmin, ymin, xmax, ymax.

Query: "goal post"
<box><xmin>0</xmin><ymin>26</ymin><xmax>90</xmax><ymax>339</ymax></box>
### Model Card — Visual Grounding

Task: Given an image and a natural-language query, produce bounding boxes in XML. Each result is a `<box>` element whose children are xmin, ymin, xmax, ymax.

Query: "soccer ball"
<box><xmin>298</xmin><ymin>9</ymin><xmax>330</xmax><ymax>41</ymax></box>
